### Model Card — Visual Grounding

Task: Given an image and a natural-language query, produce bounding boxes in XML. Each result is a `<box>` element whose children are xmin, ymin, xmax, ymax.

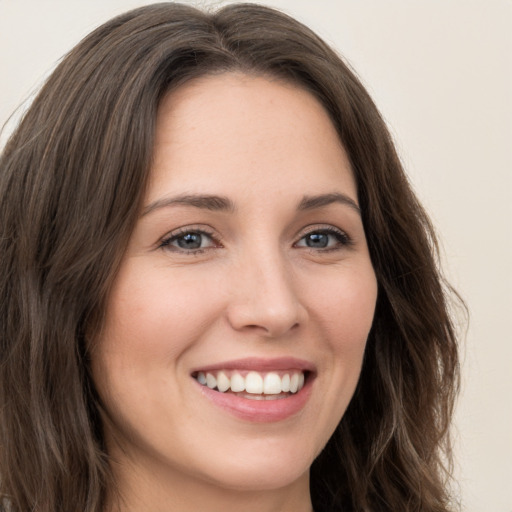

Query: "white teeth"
<box><xmin>263</xmin><ymin>372</ymin><xmax>282</xmax><ymax>394</ymax></box>
<box><xmin>289</xmin><ymin>373</ymin><xmax>299</xmax><ymax>393</ymax></box>
<box><xmin>206</xmin><ymin>373</ymin><xmax>217</xmax><ymax>389</ymax></box>
<box><xmin>195</xmin><ymin>369</ymin><xmax>307</xmax><ymax>395</ymax></box>
<box><xmin>281</xmin><ymin>374</ymin><xmax>290</xmax><ymax>392</ymax></box>
<box><xmin>216</xmin><ymin>371</ymin><xmax>230</xmax><ymax>392</ymax></box>
<box><xmin>245</xmin><ymin>371</ymin><xmax>264</xmax><ymax>394</ymax></box>
<box><xmin>230</xmin><ymin>372</ymin><xmax>245</xmax><ymax>392</ymax></box>
<box><xmin>298</xmin><ymin>372</ymin><xmax>305</xmax><ymax>390</ymax></box>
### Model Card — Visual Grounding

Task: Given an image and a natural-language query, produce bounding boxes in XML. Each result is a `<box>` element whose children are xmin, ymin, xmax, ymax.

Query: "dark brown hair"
<box><xmin>0</xmin><ymin>3</ymin><xmax>460</xmax><ymax>511</ymax></box>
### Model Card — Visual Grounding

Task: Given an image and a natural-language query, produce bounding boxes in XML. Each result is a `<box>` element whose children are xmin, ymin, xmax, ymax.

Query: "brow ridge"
<box><xmin>142</xmin><ymin>194</ymin><xmax>235</xmax><ymax>216</ymax></box>
<box><xmin>297</xmin><ymin>193</ymin><xmax>361</xmax><ymax>215</ymax></box>
<box><xmin>142</xmin><ymin>192</ymin><xmax>360</xmax><ymax>217</ymax></box>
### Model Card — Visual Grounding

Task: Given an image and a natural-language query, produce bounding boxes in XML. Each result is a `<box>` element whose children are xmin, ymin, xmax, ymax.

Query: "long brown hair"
<box><xmin>0</xmin><ymin>3</ymin><xmax>460</xmax><ymax>511</ymax></box>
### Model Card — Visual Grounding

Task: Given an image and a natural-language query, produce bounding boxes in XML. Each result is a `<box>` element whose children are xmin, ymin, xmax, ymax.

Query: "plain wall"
<box><xmin>1</xmin><ymin>1</ymin><xmax>511</xmax><ymax>510</ymax></box>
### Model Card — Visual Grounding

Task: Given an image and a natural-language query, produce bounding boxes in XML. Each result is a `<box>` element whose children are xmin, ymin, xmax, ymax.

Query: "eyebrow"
<box><xmin>142</xmin><ymin>191</ymin><xmax>360</xmax><ymax>217</ymax></box>
<box><xmin>298</xmin><ymin>193</ymin><xmax>361</xmax><ymax>215</ymax></box>
<box><xmin>142</xmin><ymin>194</ymin><xmax>236</xmax><ymax>216</ymax></box>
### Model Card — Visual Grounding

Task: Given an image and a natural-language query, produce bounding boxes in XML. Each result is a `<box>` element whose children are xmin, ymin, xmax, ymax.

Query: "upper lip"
<box><xmin>190</xmin><ymin>357</ymin><xmax>316</xmax><ymax>374</ymax></box>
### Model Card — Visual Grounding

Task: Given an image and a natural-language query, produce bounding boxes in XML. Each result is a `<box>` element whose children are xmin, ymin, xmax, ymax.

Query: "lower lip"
<box><xmin>195</xmin><ymin>377</ymin><xmax>313</xmax><ymax>423</ymax></box>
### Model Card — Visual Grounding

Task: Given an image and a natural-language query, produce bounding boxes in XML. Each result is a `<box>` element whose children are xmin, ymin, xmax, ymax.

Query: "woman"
<box><xmin>0</xmin><ymin>3</ymin><xmax>460</xmax><ymax>511</ymax></box>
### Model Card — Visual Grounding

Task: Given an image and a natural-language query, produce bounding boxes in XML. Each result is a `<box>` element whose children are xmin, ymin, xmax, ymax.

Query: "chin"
<box><xmin>182</xmin><ymin>433</ymin><xmax>318</xmax><ymax>492</ymax></box>
<box><xmin>199</xmin><ymin>456</ymin><xmax>311</xmax><ymax>492</ymax></box>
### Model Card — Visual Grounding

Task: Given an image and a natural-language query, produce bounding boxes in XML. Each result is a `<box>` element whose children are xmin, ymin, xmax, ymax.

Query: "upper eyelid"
<box><xmin>295</xmin><ymin>223</ymin><xmax>348</xmax><ymax>238</ymax></box>
<box><xmin>294</xmin><ymin>225</ymin><xmax>353</xmax><ymax>250</ymax></box>
<box><xmin>158</xmin><ymin>223</ymin><xmax>350</xmax><ymax>249</ymax></box>
<box><xmin>300</xmin><ymin>225</ymin><xmax>344</xmax><ymax>234</ymax></box>
<box><xmin>162</xmin><ymin>225</ymin><xmax>218</xmax><ymax>240</ymax></box>
<box><xmin>158</xmin><ymin>226</ymin><xmax>221</xmax><ymax>251</ymax></box>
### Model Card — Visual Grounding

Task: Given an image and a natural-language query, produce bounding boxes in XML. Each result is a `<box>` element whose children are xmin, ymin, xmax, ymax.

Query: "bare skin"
<box><xmin>93</xmin><ymin>73</ymin><xmax>377</xmax><ymax>512</ymax></box>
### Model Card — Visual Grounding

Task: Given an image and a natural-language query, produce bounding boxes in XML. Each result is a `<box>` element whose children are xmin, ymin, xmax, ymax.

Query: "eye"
<box><xmin>160</xmin><ymin>229</ymin><xmax>219</xmax><ymax>253</ymax></box>
<box><xmin>295</xmin><ymin>227</ymin><xmax>351</xmax><ymax>250</ymax></box>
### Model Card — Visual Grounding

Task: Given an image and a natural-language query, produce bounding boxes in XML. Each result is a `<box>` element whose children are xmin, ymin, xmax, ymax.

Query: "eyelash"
<box><xmin>295</xmin><ymin>226</ymin><xmax>352</xmax><ymax>252</ymax></box>
<box><xmin>158</xmin><ymin>225</ymin><xmax>352</xmax><ymax>255</ymax></box>
<box><xmin>159</xmin><ymin>227</ymin><xmax>220</xmax><ymax>254</ymax></box>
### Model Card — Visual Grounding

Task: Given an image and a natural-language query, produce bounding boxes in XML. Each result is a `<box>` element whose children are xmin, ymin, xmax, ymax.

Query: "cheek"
<box><xmin>99</xmin><ymin>261</ymin><xmax>225</xmax><ymax>361</ymax></box>
<box><xmin>296</xmin><ymin>262</ymin><xmax>377</xmax><ymax>451</ymax></box>
<box><xmin>311</xmin><ymin>263</ymin><xmax>377</xmax><ymax>352</ymax></box>
<box><xmin>90</xmin><ymin>261</ymin><xmax>227</xmax><ymax>441</ymax></box>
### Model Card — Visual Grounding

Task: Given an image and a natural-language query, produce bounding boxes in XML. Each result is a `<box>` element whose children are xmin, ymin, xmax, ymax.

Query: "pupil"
<box><xmin>307</xmin><ymin>233</ymin><xmax>328</xmax><ymax>248</ymax></box>
<box><xmin>177</xmin><ymin>233</ymin><xmax>202</xmax><ymax>249</ymax></box>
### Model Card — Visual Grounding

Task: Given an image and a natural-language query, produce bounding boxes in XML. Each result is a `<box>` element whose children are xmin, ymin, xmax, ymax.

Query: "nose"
<box><xmin>226</xmin><ymin>251</ymin><xmax>307</xmax><ymax>338</ymax></box>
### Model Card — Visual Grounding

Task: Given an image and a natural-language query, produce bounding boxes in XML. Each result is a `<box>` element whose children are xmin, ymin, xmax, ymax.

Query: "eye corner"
<box><xmin>294</xmin><ymin>225</ymin><xmax>353</xmax><ymax>252</ymax></box>
<box><xmin>158</xmin><ymin>226</ymin><xmax>223</xmax><ymax>255</ymax></box>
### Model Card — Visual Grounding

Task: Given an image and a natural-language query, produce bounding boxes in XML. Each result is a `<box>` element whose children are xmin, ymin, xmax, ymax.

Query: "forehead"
<box><xmin>149</xmin><ymin>73</ymin><xmax>357</xmax><ymax>204</ymax></box>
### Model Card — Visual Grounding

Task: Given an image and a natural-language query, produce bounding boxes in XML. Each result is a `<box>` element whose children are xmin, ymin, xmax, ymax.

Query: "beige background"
<box><xmin>1</xmin><ymin>1</ymin><xmax>511</xmax><ymax>510</ymax></box>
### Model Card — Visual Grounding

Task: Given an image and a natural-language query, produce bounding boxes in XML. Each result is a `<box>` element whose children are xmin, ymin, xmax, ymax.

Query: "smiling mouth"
<box><xmin>192</xmin><ymin>370</ymin><xmax>307</xmax><ymax>400</ymax></box>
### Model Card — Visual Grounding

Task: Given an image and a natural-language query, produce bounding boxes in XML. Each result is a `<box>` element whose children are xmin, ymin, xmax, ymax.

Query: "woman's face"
<box><xmin>92</xmin><ymin>74</ymin><xmax>377</xmax><ymax>499</ymax></box>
